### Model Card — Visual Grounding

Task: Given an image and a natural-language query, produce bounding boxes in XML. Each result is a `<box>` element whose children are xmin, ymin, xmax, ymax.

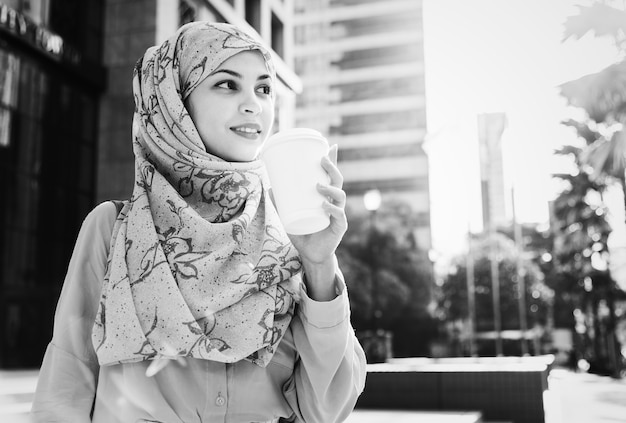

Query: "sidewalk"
<box><xmin>0</xmin><ymin>370</ymin><xmax>37</xmax><ymax>423</ymax></box>
<box><xmin>548</xmin><ymin>367</ymin><xmax>626</xmax><ymax>423</ymax></box>
<box><xmin>2</xmin><ymin>367</ymin><xmax>626</xmax><ymax>422</ymax></box>
<box><xmin>346</xmin><ymin>410</ymin><xmax>482</xmax><ymax>423</ymax></box>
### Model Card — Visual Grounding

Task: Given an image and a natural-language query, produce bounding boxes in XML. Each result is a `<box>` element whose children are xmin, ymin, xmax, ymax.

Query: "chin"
<box><xmin>227</xmin><ymin>152</ymin><xmax>259</xmax><ymax>163</ymax></box>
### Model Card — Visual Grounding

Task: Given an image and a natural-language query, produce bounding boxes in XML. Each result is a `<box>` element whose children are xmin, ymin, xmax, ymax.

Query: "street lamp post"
<box><xmin>490</xmin><ymin>225</ymin><xmax>503</xmax><ymax>357</ymax></box>
<box><xmin>364</xmin><ymin>189</ymin><xmax>390</xmax><ymax>363</ymax></box>
<box><xmin>466</xmin><ymin>227</ymin><xmax>477</xmax><ymax>357</ymax></box>
<box><xmin>364</xmin><ymin>189</ymin><xmax>382</xmax><ymax>330</ymax></box>
<box><xmin>512</xmin><ymin>188</ymin><xmax>529</xmax><ymax>356</ymax></box>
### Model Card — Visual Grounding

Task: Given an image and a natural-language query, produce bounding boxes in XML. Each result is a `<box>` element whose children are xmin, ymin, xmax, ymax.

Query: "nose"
<box><xmin>239</xmin><ymin>91</ymin><xmax>261</xmax><ymax>115</ymax></box>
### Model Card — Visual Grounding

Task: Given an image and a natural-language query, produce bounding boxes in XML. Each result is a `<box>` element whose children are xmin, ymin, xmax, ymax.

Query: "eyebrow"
<box><xmin>210</xmin><ymin>69</ymin><xmax>272</xmax><ymax>81</ymax></box>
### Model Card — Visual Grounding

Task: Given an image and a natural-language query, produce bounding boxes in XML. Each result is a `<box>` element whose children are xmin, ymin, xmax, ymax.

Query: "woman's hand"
<box><xmin>288</xmin><ymin>144</ymin><xmax>347</xmax><ymax>263</ymax></box>
<box><xmin>288</xmin><ymin>144</ymin><xmax>347</xmax><ymax>301</ymax></box>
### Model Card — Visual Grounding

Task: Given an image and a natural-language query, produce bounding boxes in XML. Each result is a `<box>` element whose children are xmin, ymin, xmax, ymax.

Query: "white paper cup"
<box><xmin>260</xmin><ymin>128</ymin><xmax>331</xmax><ymax>235</ymax></box>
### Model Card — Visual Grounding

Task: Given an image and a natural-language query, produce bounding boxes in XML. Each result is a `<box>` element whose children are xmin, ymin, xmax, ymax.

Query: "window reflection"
<box><xmin>1</xmin><ymin>46</ymin><xmax>97</xmax><ymax>277</ymax></box>
<box><xmin>0</xmin><ymin>50</ymin><xmax>19</xmax><ymax>108</ymax></box>
<box><xmin>0</xmin><ymin>50</ymin><xmax>19</xmax><ymax>148</ymax></box>
<box><xmin>0</xmin><ymin>0</ymin><xmax>101</xmax><ymax>369</ymax></box>
<box><xmin>2</xmin><ymin>0</ymin><xmax>50</xmax><ymax>25</ymax></box>
<box><xmin>0</xmin><ymin>108</ymin><xmax>11</xmax><ymax>148</ymax></box>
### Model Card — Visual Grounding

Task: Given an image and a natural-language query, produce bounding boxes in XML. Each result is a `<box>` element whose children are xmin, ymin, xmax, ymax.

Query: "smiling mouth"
<box><xmin>232</xmin><ymin>127</ymin><xmax>260</xmax><ymax>134</ymax></box>
<box><xmin>230</xmin><ymin>126</ymin><xmax>262</xmax><ymax>140</ymax></box>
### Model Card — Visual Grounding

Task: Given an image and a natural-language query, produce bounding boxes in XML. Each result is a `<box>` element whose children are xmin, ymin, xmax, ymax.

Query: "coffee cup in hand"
<box><xmin>260</xmin><ymin>128</ymin><xmax>331</xmax><ymax>235</ymax></box>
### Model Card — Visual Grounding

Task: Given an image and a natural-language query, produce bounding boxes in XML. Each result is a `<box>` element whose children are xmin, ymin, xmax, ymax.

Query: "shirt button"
<box><xmin>215</xmin><ymin>395</ymin><xmax>226</xmax><ymax>407</ymax></box>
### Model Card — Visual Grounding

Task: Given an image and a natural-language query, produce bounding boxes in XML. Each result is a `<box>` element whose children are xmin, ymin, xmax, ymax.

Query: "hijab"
<box><xmin>92</xmin><ymin>22</ymin><xmax>302</xmax><ymax>367</ymax></box>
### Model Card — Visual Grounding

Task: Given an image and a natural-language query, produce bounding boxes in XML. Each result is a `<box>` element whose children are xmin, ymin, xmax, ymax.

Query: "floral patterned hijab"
<box><xmin>92</xmin><ymin>22</ymin><xmax>302</xmax><ymax>367</ymax></box>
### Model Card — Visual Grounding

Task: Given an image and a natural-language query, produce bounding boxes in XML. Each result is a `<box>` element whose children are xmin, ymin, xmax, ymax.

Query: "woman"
<box><xmin>31</xmin><ymin>21</ymin><xmax>366</xmax><ymax>423</ymax></box>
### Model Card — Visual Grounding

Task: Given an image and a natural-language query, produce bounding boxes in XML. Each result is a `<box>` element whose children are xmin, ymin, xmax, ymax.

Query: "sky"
<box><xmin>421</xmin><ymin>0</ymin><xmax>623</xmax><ymax>258</ymax></box>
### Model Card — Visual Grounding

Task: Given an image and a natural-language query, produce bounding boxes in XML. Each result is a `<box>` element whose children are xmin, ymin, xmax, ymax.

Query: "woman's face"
<box><xmin>185</xmin><ymin>50</ymin><xmax>275</xmax><ymax>162</ymax></box>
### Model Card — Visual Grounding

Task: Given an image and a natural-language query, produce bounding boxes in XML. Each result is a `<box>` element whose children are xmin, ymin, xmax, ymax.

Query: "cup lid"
<box><xmin>262</xmin><ymin>128</ymin><xmax>328</xmax><ymax>150</ymax></box>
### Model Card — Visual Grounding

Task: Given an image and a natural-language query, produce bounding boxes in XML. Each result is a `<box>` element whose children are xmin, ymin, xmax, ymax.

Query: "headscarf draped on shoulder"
<box><xmin>92</xmin><ymin>22</ymin><xmax>301</xmax><ymax>367</ymax></box>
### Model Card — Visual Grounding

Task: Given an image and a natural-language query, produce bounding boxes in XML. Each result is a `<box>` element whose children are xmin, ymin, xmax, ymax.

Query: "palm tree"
<box><xmin>562</xmin><ymin>1</ymin><xmax>626</xmax><ymax>53</ymax></box>
<box><xmin>559</xmin><ymin>1</ymin><xmax>626</xmax><ymax>221</ymax></box>
<box><xmin>582</xmin><ymin>130</ymin><xmax>626</xmax><ymax>208</ymax></box>
<box><xmin>552</xmin><ymin>130</ymin><xmax>620</xmax><ymax>375</ymax></box>
<box><xmin>560</xmin><ymin>61</ymin><xmax>626</xmax><ymax>123</ymax></box>
<box><xmin>555</xmin><ymin>3</ymin><xmax>626</xmax><ymax>376</ymax></box>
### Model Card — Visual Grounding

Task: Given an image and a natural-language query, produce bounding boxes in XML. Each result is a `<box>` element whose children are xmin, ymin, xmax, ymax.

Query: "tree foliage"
<box><xmin>563</xmin><ymin>2</ymin><xmax>626</xmax><ymax>53</ymax></box>
<box><xmin>560</xmin><ymin>1</ymin><xmax>626</xmax><ymax>221</ymax></box>
<box><xmin>437</xmin><ymin>232</ymin><xmax>551</xmax><ymax>332</ymax></box>
<box><xmin>337</xmin><ymin>199</ymin><xmax>437</xmax><ymax>356</ymax></box>
<box><xmin>555</xmin><ymin>0</ymin><xmax>624</xmax><ymax>290</ymax></box>
<box><xmin>552</xmin><ymin>1</ymin><xmax>626</xmax><ymax>375</ymax></box>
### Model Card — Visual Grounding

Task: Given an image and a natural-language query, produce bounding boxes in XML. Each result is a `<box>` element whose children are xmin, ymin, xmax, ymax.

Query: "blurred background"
<box><xmin>1</xmin><ymin>0</ymin><xmax>626</xmax><ymax>421</ymax></box>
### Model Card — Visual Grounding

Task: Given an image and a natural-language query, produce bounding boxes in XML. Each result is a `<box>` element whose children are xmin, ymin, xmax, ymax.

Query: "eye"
<box><xmin>215</xmin><ymin>80</ymin><xmax>238</xmax><ymax>90</ymax></box>
<box><xmin>257</xmin><ymin>84</ymin><xmax>272</xmax><ymax>96</ymax></box>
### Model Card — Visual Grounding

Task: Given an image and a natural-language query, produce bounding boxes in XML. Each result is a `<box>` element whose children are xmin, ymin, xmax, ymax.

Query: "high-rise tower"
<box><xmin>477</xmin><ymin>112</ymin><xmax>508</xmax><ymax>230</ymax></box>
<box><xmin>293</xmin><ymin>0</ymin><xmax>431</xmax><ymax>247</ymax></box>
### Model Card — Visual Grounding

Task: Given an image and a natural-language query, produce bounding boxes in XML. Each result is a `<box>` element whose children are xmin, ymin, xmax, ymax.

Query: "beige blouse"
<box><xmin>31</xmin><ymin>202</ymin><xmax>366</xmax><ymax>423</ymax></box>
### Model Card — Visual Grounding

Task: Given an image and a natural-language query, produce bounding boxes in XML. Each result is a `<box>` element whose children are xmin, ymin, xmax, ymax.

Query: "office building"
<box><xmin>293</xmin><ymin>0</ymin><xmax>431</xmax><ymax>247</ymax></box>
<box><xmin>0</xmin><ymin>0</ymin><xmax>105</xmax><ymax>367</ymax></box>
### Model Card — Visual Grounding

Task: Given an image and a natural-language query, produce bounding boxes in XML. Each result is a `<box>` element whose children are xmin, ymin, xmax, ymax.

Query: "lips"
<box><xmin>230</xmin><ymin>123</ymin><xmax>262</xmax><ymax>138</ymax></box>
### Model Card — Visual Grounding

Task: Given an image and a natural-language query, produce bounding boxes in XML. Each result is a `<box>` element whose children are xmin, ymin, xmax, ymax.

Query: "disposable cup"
<box><xmin>260</xmin><ymin>128</ymin><xmax>330</xmax><ymax>235</ymax></box>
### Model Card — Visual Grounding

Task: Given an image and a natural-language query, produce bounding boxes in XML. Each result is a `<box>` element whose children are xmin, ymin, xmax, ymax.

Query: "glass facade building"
<box><xmin>0</xmin><ymin>0</ymin><xmax>105</xmax><ymax>368</ymax></box>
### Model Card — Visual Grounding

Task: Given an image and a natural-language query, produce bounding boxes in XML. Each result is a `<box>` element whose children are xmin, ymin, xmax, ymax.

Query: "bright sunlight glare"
<box><xmin>422</xmin><ymin>0</ymin><xmax>622</xmax><ymax>256</ymax></box>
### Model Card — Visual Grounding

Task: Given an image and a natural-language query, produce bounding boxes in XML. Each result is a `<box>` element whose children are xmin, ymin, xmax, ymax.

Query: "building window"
<box><xmin>271</xmin><ymin>12</ymin><xmax>284</xmax><ymax>59</ymax></box>
<box><xmin>245</xmin><ymin>0</ymin><xmax>261</xmax><ymax>32</ymax></box>
<box><xmin>0</xmin><ymin>51</ymin><xmax>20</xmax><ymax>148</ymax></box>
<box><xmin>48</xmin><ymin>0</ymin><xmax>104</xmax><ymax>64</ymax></box>
<box><xmin>2</xmin><ymin>0</ymin><xmax>49</xmax><ymax>25</ymax></box>
<box><xmin>0</xmin><ymin>44</ymin><xmax>98</xmax><ymax>367</ymax></box>
<box><xmin>180</xmin><ymin>0</ymin><xmax>197</xmax><ymax>26</ymax></box>
<box><xmin>0</xmin><ymin>108</ymin><xmax>11</xmax><ymax>148</ymax></box>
